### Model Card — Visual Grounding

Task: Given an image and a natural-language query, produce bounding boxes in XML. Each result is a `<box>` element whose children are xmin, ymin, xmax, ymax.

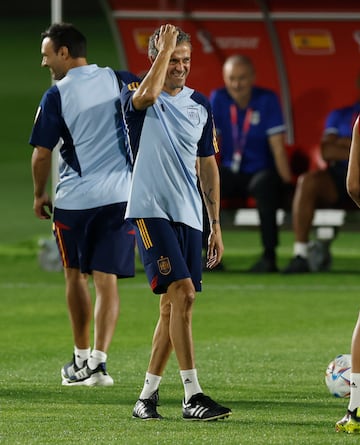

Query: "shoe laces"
<box><xmin>187</xmin><ymin>393</ymin><xmax>216</xmax><ymax>408</ymax></box>
<box><xmin>149</xmin><ymin>390</ymin><xmax>159</xmax><ymax>406</ymax></box>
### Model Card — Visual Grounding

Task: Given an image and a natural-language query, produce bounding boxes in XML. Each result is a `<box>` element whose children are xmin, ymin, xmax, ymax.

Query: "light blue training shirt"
<box><xmin>30</xmin><ymin>65</ymin><xmax>137</xmax><ymax>210</ymax></box>
<box><xmin>121</xmin><ymin>84</ymin><xmax>217</xmax><ymax>231</ymax></box>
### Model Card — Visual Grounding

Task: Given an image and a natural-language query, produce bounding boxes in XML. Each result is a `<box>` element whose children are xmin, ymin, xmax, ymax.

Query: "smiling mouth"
<box><xmin>172</xmin><ymin>73</ymin><xmax>185</xmax><ymax>79</ymax></box>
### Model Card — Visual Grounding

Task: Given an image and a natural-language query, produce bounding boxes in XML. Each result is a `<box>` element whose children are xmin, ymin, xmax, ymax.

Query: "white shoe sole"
<box><xmin>61</xmin><ymin>371</ymin><xmax>114</xmax><ymax>387</ymax></box>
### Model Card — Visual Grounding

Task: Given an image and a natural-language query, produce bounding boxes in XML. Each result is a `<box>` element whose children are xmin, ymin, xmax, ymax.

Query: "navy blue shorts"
<box><xmin>131</xmin><ymin>218</ymin><xmax>202</xmax><ymax>294</ymax></box>
<box><xmin>53</xmin><ymin>203</ymin><xmax>135</xmax><ymax>278</ymax></box>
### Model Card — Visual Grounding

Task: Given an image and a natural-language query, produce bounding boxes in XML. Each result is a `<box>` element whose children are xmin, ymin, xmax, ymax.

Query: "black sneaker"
<box><xmin>248</xmin><ymin>257</ymin><xmax>278</xmax><ymax>273</ymax></box>
<box><xmin>182</xmin><ymin>393</ymin><xmax>232</xmax><ymax>421</ymax></box>
<box><xmin>282</xmin><ymin>255</ymin><xmax>310</xmax><ymax>274</ymax></box>
<box><xmin>132</xmin><ymin>390</ymin><xmax>162</xmax><ymax>420</ymax></box>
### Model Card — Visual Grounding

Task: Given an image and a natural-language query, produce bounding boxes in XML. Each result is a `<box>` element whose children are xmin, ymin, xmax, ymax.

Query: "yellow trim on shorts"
<box><xmin>53</xmin><ymin>222</ymin><xmax>67</xmax><ymax>267</ymax></box>
<box><xmin>136</xmin><ymin>219</ymin><xmax>153</xmax><ymax>250</ymax></box>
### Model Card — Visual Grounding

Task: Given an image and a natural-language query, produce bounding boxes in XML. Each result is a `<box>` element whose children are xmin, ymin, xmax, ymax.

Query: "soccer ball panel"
<box><xmin>325</xmin><ymin>354</ymin><xmax>351</xmax><ymax>398</ymax></box>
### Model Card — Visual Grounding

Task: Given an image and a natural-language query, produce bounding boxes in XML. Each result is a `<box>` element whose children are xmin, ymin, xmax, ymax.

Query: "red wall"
<box><xmin>107</xmin><ymin>0</ymin><xmax>360</xmax><ymax>157</ymax></box>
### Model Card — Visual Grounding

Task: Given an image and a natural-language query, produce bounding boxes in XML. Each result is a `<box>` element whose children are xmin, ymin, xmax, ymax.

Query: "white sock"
<box><xmin>348</xmin><ymin>373</ymin><xmax>360</xmax><ymax>411</ymax></box>
<box><xmin>74</xmin><ymin>346</ymin><xmax>91</xmax><ymax>368</ymax></box>
<box><xmin>180</xmin><ymin>369</ymin><xmax>203</xmax><ymax>403</ymax></box>
<box><xmin>139</xmin><ymin>372</ymin><xmax>162</xmax><ymax>399</ymax></box>
<box><xmin>87</xmin><ymin>349</ymin><xmax>107</xmax><ymax>370</ymax></box>
<box><xmin>294</xmin><ymin>242</ymin><xmax>308</xmax><ymax>258</ymax></box>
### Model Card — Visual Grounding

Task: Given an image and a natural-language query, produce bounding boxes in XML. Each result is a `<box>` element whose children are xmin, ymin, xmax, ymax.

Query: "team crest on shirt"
<box><xmin>187</xmin><ymin>107</ymin><xmax>200</xmax><ymax>125</ymax></box>
<box><xmin>158</xmin><ymin>256</ymin><xmax>171</xmax><ymax>275</ymax></box>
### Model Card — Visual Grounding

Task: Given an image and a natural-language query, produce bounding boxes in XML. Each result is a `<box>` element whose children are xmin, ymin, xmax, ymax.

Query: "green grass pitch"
<box><xmin>2</xmin><ymin>13</ymin><xmax>360</xmax><ymax>445</ymax></box>
<box><xmin>1</xmin><ymin>229</ymin><xmax>360</xmax><ymax>444</ymax></box>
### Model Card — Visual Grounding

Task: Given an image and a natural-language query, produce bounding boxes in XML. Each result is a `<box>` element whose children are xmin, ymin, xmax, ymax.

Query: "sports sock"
<box><xmin>348</xmin><ymin>373</ymin><xmax>360</xmax><ymax>412</ymax></box>
<box><xmin>294</xmin><ymin>242</ymin><xmax>308</xmax><ymax>258</ymax></box>
<box><xmin>139</xmin><ymin>372</ymin><xmax>162</xmax><ymax>399</ymax></box>
<box><xmin>180</xmin><ymin>369</ymin><xmax>203</xmax><ymax>403</ymax></box>
<box><xmin>74</xmin><ymin>346</ymin><xmax>91</xmax><ymax>368</ymax></box>
<box><xmin>87</xmin><ymin>349</ymin><xmax>107</xmax><ymax>370</ymax></box>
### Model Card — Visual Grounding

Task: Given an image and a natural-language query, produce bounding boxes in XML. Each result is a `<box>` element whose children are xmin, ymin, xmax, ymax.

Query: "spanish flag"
<box><xmin>290</xmin><ymin>30</ymin><xmax>334</xmax><ymax>54</ymax></box>
<box><xmin>134</xmin><ymin>29</ymin><xmax>153</xmax><ymax>53</ymax></box>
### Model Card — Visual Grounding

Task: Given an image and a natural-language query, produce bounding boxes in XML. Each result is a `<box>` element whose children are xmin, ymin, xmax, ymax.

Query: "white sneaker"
<box><xmin>61</xmin><ymin>358</ymin><xmax>113</xmax><ymax>386</ymax></box>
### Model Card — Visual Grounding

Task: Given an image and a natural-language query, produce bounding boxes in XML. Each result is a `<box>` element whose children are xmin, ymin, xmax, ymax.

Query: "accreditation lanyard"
<box><xmin>230</xmin><ymin>104</ymin><xmax>252</xmax><ymax>157</ymax></box>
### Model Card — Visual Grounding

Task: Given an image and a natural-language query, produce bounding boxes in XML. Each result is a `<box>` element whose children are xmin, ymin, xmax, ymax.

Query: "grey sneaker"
<box><xmin>61</xmin><ymin>357</ymin><xmax>113</xmax><ymax>386</ymax></box>
<box><xmin>308</xmin><ymin>240</ymin><xmax>332</xmax><ymax>272</ymax></box>
<box><xmin>182</xmin><ymin>393</ymin><xmax>232</xmax><ymax>421</ymax></box>
<box><xmin>132</xmin><ymin>390</ymin><xmax>162</xmax><ymax>420</ymax></box>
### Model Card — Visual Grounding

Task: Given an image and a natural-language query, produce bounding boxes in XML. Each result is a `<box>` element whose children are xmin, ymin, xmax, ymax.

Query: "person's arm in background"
<box><xmin>320</xmin><ymin>108</ymin><xmax>352</xmax><ymax>163</ymax></box>
<box><xmin>321</xmin><ymin>133</ymin><xmax>351</xmax><ymax>162</ymax></box>
<box><xmin>269</xmin><ymin>133</ymin><xmax>292</xmax><ymax>183</ymax></box>
<box><xmin>346</xmin><ymin>117</ymin><xmax>360</xmax><ymax>207</ymax></box>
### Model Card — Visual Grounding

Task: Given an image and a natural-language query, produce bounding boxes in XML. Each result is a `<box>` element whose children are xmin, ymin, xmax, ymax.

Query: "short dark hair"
<box><xmin>41</xmin><ymin>23</ymin><xmax>87</xmax><ymax>58</ymax></box>
<box><xmin>148</xmin><ymin>26</ymin><xmax>191</xmax><ymax>59</ymax></box>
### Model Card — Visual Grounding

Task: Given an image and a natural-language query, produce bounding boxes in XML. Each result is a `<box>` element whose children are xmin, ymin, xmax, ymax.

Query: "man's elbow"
<box><xmin>133</xmin><ymin>89</ymin><xmax>157</xmax><ymax>110</ymax></box>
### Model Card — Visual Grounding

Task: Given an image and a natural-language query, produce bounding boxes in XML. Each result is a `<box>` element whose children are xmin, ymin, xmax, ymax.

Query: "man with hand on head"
<box><xmin>121</xmin><ymin>24</ymin><xmax>232</xmax><ymax>421</ymax></box>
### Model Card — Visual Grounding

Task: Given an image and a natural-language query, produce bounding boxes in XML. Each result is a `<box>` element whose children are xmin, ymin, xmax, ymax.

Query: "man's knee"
<box><xmin>168</xmin><ymin>279</ymin><xmax>196</xmax><ymax>310</ymax></box>
<box><xmin>93</xmin><ymin>270</ymin><xmax>117</xmax><ymax>294</ymax></box>
<box><xmin>249</xmin><ymin>170</ymin><xmax>279</xmax><ymax>195</ymax></box>
<box><xmin>297</xmin><ymin>170</ymin><xmax>334</xmax><ymax>200</ymax></box>
<box><xmin>249</xmin><ymin>171</ymin><xmax>281</xmax><ymax>207</ymax></box>
<box><xmin>297</xmin><ymin>170</ymin><xmax>318</xmax><ymax>190</ymax></box>
<box><xmin>65</xmin><ymin>267</ymin><xmax>87</xmax><ymax>285</ymax></box>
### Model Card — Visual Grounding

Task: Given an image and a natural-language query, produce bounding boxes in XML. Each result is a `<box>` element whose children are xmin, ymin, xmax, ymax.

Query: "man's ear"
<box><xmin>59</xmin><ymin>46</ymin><xmax>69</xmax><ymax>59</ymax></box>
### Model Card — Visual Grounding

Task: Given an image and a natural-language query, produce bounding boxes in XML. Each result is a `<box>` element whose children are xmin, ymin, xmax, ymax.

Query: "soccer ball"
<box><xmin>325</xmin><ymin>354</ymin><xmax>351</xmax><ymax>398</ymax></box>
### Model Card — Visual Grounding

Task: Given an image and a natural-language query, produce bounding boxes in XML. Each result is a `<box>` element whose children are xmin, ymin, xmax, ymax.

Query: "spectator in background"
<box><xmin>283</xmin><ymin>78</ymin><xmax>360</xmax><ymax>274</ymax></box>
<box><xmin>335</xmin><ymin>114</ymin><xmax>360</xmax><ymax>433</ymax></box>
<box><xmin>30</xmin><ymin>23</ymin><xmax>137</xmax><ymax>385</ymax></box>
<box><xmin>209</xmin><ymin>54</ymin><xmax>292</xmax><ymax>273</ymax></box>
